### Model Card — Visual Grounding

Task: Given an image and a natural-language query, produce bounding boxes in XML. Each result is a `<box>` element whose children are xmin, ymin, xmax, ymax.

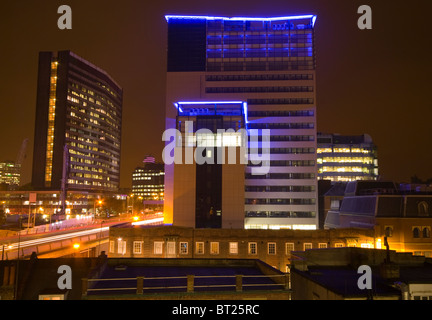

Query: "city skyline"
<box><xmin>0</xmin><ymin>0</ymin><xmax>431</xmax><ymax>189</ymax></box>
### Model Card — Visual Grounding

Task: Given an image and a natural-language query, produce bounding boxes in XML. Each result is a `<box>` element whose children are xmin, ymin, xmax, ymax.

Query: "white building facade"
<box><xmin>164</xmin><ymin>15</ymin><xmax>319</xmax><ymax>230</ymax></box>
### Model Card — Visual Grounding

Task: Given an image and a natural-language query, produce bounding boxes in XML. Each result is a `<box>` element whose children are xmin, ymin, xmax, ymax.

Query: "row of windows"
<box><xmin>248</xmin><ymin>160</ymin><xmax>315</xmax><ymax>167</ymax></box>
<box><xmin>269</xmin><ymin>147</ymin><xmax>315</xmax><ymax>154</ymax></box>
<box><xmin>248</xmin><ymin>110</ymin><xmax>314</xmax><ymax>117</ymax></box>
<box><xmin>205</xmin><ymin>74</ymin><xmax>313</xmax><ymax>82</ymax></box>
<box><xmin>245</xmin><ymin>198</ymin><xmax>316</xmax><ymax>205</ymax></box>
<box><xmin>245</xmin><ymin>173</ymin><xmax>315</xmax><ymax>180</ymax></box>
<box><xmin>248</xmin><ymin>123</ymin><xmax>314</xmax><ymax>130</ymax></box>
<box><xmin>248</xmin><ymin>135</ymin><xmax>315</xmax><ymax>142</ymax></box>
<box><xmin>248</xmin><ymin>98</ymin><xmax>314</xmax><ymax>105</ymax></box>
<box><xmin>245</xmin><ymin>211</ymin><xmax>316</xmax><ymax>218</ymax></box>
<box><xmin>385</xmin><ymin>226</ymin><xmax>431</xmax><ymax>239</ymax></box>
<box><xmin>207</xmin><ymin>33</ymin><xmax>312</xmax><ymax>45</ymax></box>
<box><xmin>207</xmin><ymin>61</ymin><xmax>315</xmax><ymax>72</ymax></box>
<box><xmin>111</xmin><ymin>240</ymin><xmax>339</xmax><ymax>256</ymax></box>
<box><xmin>245</xmin><ymin>185</ymin><xmax>315</xmax><ymax>192</ymax></box>
<box><xmin>206</xmin><ymin>86</ymin><xmax>313</xmax><ymax>94</ymax></box>
<box><xmin>207</xmin><ymin>48</ymin><xmax>313</xmax><ymax>58</ymax></box>
<box><xmin>207</xmin><ymin>20</ymin><xmax>314</xmax><ymax>32</ymax></box>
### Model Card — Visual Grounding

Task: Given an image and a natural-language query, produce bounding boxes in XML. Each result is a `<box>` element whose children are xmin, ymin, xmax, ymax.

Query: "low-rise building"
<box><xmin>324</xmin><ymin>180</ymin><xmax>432</xmax><ymax>256</ymax></box>
<box><xmin>290</xmin><ymin>247</ymin><xmax>432</xmax><ymax>300</ymax></box>
<box><xmin>108</xmin><ymin>224</ymin><xmax>376</xmax><ymax>273</ymax></box>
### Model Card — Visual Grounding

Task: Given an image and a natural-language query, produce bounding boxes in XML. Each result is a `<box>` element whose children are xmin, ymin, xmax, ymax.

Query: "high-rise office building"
<box><xmin>32</xmin><ymin>51</ymin><xmax>123</xmax><ymax>193</ymax></box>
<box><xmin>132</xmin><ymin>156</ymin><xmax>165</xmax><ymax>200</ymax></box>
<box><xmin>164</xmin><ymin>15</ymin><xmax>318</xmax><ymax>230</ymax></box>
<box><xmin>0</xmin><ymin>161</ymin><xmax>21</xmax><ymax>187</ymax></box>
<box><xmin>317</xmin><ymin>133</ymin><xmax>379</xmax><ymax>183</ymax></box>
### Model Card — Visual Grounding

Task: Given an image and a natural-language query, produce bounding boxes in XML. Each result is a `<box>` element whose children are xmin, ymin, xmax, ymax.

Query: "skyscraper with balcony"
<box><xmin>32</xmin><ymin>51</ymin><xmax>123</xmax><ymax>193</ymax></box>
<box><xmin>164</xmin><ymin>15</ymin><xmax>318</xmax><ymax>230</ymax></box>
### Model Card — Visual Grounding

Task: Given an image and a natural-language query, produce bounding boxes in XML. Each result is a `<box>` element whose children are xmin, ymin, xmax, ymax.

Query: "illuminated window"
<box><xmin>304</xmin><ymin>243</ymin><xmax>312</xmax><ymax>250</ymax></box>
<box><xmin>109</xmin><ymin>240</ymin><xmax>114</xmax><ymax>253</ymax></box>
<box><xmin>210</xmin><ymin>242</ymin><xmax>219</xmax><ymax>255</ymax></box>
<box><xmin>117</xmin><ymin>239</ymin><xmax>126</xmax><ymax>255</ymax></box>
<box><xmin>180</xmin><ymin>242</ymin><xmax>188</xmax><ymax>254</ymax></box>
<box><xmin>318</xmin><ymin>243</ymin><xmax>327</xmax><ymax>249</ymax></box>
<box><xmin>248</xmin><ymin>242</ymin><xmax>257</xmax><ymax>255</ymax></box>
<box><xmin>133</xmin><ymin>241</ymin><xmax>142</xmax><ymax>254</ymax></box>
<box><xmin>334</xmin><ymin>243</ymin><xmax>344</xmax><ymax>248</ymax></box>
<box><xmin>196</xmin><ymin>242</ymin><xmax>205</xmax><ymax>254</ymax></box>
<box><xmin>285</xmin><ymin>243</ymin><xmax>295</xmax><ymax>255</ymax></box>
<box><xmin>154</xmin><ymin>241</ymin><xmax>163</xmax><ymax>255</ymax></box>
<box><xmin>229</xmin><ymin>242</ymin><xmax>238</xmax><ymax>255</ymax></box>
<box><xmin>268</xmin><ymin>242</ymin><xmax>276</xmax><ymax>255</ymax></box>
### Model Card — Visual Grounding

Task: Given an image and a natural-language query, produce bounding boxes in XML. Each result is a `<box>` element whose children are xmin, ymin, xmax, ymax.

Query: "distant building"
<box><xmin>324</xmin><ymin>180</ymin><xmax>432</xmax><ymax>257</ymax></box>
<box><xmin>131</xmin><ymin>156</ymin><xmax>164</xmax><ymax>213</ymax></box>
<box><xmin>31</xmin><ymin>50</ymin><xmax>123</xmax><ymax>193</ymax></box>
<box><xmin>317</xmin><ymin>133</ymin><xmax>378</xmax><ymax>183</ymax></box>
<box><xmin>0</xmin><ymin>161</ymin><xmax>21</xmax><ymax>188</ymax></box>
<box><xmin>290</xmin><ymin>247</ymin><xmax>432</xmax><ymax>300</ymax></box>
<box><xmin>131</xmin><ymin>156</ymin><xmax>164</xmax><ymax>200</ymax></box>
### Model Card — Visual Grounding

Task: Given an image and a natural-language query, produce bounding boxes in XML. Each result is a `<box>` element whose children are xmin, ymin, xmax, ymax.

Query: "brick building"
<box><xmin>108</xmin><ymin>224</ymin><xmax>376</xmax><ymax>272</ymax></box>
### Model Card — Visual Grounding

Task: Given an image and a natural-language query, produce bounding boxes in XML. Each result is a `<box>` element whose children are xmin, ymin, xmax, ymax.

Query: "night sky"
<box><xmin>1</xmin><ymin>0</ymin><xmax>431</xmax><ymax>189</ymax></box>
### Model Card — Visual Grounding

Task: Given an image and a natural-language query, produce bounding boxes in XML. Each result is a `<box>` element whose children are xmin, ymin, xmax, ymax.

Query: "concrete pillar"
<box><xmin>187</xmin><ymin>275</ymin><xmax>194</xmax><ymax>292</ymax></box>
<box><xmin>236</xmin><ymin>274</ymin><xmax>243</xmax><ymax>292</ymax></box>
<box><xmin>2</xmin><ymin>265</ymin><xmax>9</xmax><ymax>286</ymax></box>
<box><xmin>285</xmin><ymin>273</ymin><xmax>291</xmax><ymax>290</ymax></box>
<box><xmin>8</xmin><ymin>265</ymin><xmax>15</xmax><ymax>286</ymax></box>
<box><xmin>137</xmin><ymin>277</ymin><xmax>144</xmax><ymax>294</ymax></box>
<box><xmin>81</xmin><ymin>278</ymin><xmax>88</xmax><ymax>296</ymax></box>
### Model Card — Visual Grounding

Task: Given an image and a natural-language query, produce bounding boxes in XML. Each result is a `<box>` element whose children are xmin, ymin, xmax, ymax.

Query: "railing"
<box><xmin>82</xmin><ymin>273</ymin><xmax>291</xmax><ymax>296</ymax></box>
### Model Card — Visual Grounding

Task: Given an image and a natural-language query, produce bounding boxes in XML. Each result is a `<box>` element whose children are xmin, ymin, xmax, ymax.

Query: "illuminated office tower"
<box><xmin>0</xmin><ymin>161</ymin><xmax>21</xmax><ymax>187</ymax></box>
<box><xmin>317</xmin><ymin>133</ymin><xmax>379</xmax><ymax>183</ymax></box>
<box><xmin>165</xmin><ymin>15</ymin><xmax>318</xmax><ymax>230</ymax></box>
<box><xmin>32</xmin><ymin>51</ymin><xmax>123</xmax><ymax>193</ymax></box>
<box><xmin>132</xmin><ymin>157</ymin><xmax>165</xmax><ymax>200</ymax></box>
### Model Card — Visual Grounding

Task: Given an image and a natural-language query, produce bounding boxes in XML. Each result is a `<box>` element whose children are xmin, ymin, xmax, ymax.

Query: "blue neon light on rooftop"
<box><xmin>174</xmin><ymin>101</ymin><xmax>249</xmax><ymax>123</ymax></box>
<box><xmin>165</xmin><ymin>14</ymin><xmax>316</xmax><ymax>23</ymax></box>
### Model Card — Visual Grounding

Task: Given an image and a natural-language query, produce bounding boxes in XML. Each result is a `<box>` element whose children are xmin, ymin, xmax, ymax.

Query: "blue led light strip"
<box><xmin>174</xmin><ymin>101</ymin><xmax>249</xmax><ymax>123</ymax></box>
<box><xmin>165</xmin><ymin>15</ymin><xmax>316</xmax><ymax>23</ymax></box>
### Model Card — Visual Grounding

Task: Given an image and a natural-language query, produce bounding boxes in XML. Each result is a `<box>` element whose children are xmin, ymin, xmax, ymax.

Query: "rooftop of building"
<box><xmin>317</xmin><ymin>133</ymin><xmax>374</xmax><ymax>145</ymax></box>
<box><xmin>3</xmin><ymin>253</ymin><xmax>290</xmax><ymax>300</ymax></box>
<box><xmin>84</xmin><ymin>257</ymin><xmax>288</xmax><ymax>299</ymax></box>
<box><xmin>290</xmin><ymin>247</ymin><xmax>432</xmax><ymax>299</ymax></box>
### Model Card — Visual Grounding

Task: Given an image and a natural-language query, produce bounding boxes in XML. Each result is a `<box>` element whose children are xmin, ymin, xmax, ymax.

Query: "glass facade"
<box><xmin>132</xmin><ymin>163</ymin><xmax>164</xmax><ymax>200</ymax></box>
<box><xmin>317</xmin><ymin>133</ymin><xmax>379</xmax><ymax>182</ymax></box>
<box><xmin>33</xmin><ymin>51</ymin><xmax>123</xmax><ymax>193</ymax></box>
<box><xmin>165</xmin><ymin>15</ymin><xmax>318</xmax><ymax>230</ymax></box>
<box><xmin>0</xmin><ymin>161</ymin><xmax>21</xmax><ymax>187</ymax></box>
<box><xmin>166</xmin><ymin>15</ymin><xmax>316</xmax><ymax>73</ymax></box>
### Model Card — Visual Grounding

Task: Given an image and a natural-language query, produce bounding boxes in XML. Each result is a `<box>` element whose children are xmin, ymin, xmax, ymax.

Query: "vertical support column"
<box><xmin>285</xmin><ymin>273</ymin><xmax>290</xmax><ymax>290</ymax></box>
<box><xmin>81</xmin><ymin>278</ymin><xmax>88</xmax><ymax>296</ymax></box>
<box><xmin>236</xmin><ymin>274</ymin><xmax>243</xmax><ymax>292</ymax></box>
<box><xmin>137</xmin><ymin>277</ymin><xmax>144</xmax><ymax>294</ymax></box>
<box><xmin>187</xmin><ymin>275</ymin><xmax>194</xmax><ymax>292</ymax></box>
<box><xmin>8</xmin><ymin>265</ymin><xmax>15</xmax><ymax>286</ymax></box>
